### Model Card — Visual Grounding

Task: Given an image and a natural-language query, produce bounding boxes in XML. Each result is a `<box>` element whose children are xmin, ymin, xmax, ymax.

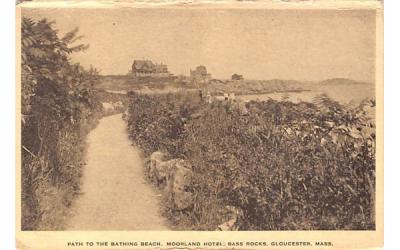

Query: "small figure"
<box><xmin>206</xmin><ymin>91</ymin><xmax>212</xmax><ymax>103</ymax></box>
<box><xmin>229</xmin><ymin>92</ymin><xmax>235</xmax><ymax>102</ymax></box>
<box><xmin>224</xmin><ymin>93</ymin><xmax>229</xmax><ymax>101</ymax></box>
<box><xmin>238</xmin><ymin>101</ymin><xmax>249</xmax><ymax>116</ymax></box>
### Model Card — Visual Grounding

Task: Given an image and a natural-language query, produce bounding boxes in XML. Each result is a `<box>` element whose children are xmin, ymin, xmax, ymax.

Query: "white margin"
<box><xmin>0</xmin><ymin>0</ymin><xmax>16</xmax><ymax>250</ymax></box>
<box><xmin>2</xmin><ymin>1</ymin><xmax>400</xmax><ymax>250</ymax></box>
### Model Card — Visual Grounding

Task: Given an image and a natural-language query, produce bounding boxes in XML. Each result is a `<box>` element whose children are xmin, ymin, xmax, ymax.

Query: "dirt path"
<box><xmin>66</xmin><ymin>113</ymin><xmax>168</xmax><ymax>230</ymax></box>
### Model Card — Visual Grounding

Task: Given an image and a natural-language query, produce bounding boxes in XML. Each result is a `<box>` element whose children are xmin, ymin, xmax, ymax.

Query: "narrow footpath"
<box><xmin>67</xmin><ymin>113</ymin><xmax>168</xmax><ymax>230</ymax></box>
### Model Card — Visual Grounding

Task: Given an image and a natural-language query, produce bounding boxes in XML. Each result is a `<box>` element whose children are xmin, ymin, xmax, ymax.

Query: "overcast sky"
<box><xmin>23</xmin><ymin>8</ymin><xmax>376</xmax><ymax>82</ymax></box>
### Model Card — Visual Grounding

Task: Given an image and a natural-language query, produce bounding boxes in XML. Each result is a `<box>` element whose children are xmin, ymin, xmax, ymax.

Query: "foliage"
<box><xmin>127</xmin><ymin>91</ymin><xmax>376</xmax><ymax>230</ymax></box>
<box><xmin>21</xmin><ymin>17</ymin><xmax>102</xmax><ymax>230</ymax></box>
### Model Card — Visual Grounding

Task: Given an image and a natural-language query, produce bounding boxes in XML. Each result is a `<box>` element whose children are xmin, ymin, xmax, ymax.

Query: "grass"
<box><xmin>21</xmin><ymin>107</ymin><xmax>101</xmax><ymax>230</ymax></box>
<box><xmin>21</xmin><ymin>90</ymin><xmax>128</xmax><ymax>230</ymax></box>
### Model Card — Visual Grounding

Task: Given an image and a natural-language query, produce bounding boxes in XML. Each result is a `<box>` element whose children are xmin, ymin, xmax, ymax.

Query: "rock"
<box><xmin>166</xmin><ymin>160</ymin><xmax>194</xmax><ymax>210</ymax></box>
<box><xmin>148</xmin><ymin>156</ymin><xmax>194</xmax><ymax>210</ymax></box>
<box><xmin>149</xmin><ymin>151</ymin><xmax>167</xmax><ymax>182</ymax></box>
<box><xmin>217</xmin><ymin>206</ymin><xmax>243</xmax><ymax>231</ymax></box>
<box><xmin>285</xmin><ymin>127</ymin><xmax>293</xmax><ymax>135</ymax></box>
<box><xmin>102</xmin><ymin>102</ymin><xmax>113</xmax><ymax>111</ymax></box>
<box><xmin>154</xmin><ymin>159</ymin><xmax>179</xmax><ymax>185</ymax></box>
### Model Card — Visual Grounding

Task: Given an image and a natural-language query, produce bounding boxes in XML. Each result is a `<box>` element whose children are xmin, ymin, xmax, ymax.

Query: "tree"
<box><xmin>21</xmin><ymin>17</ymin><xmax>102</xmax><ymax>230</ymax></box>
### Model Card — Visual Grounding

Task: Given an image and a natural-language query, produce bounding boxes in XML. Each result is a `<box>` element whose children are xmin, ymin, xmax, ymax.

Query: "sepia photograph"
<box><xmin>16</xmin><ymin>1</ymin><xmax>383</xmax><ymax>247</ymax></box>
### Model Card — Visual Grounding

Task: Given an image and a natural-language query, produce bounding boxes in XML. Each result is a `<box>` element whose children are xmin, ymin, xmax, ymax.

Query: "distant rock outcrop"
<box><xmin>320</xmin><ymin>78</ymin><xmax>369</xmax><ymax>86</ymax></box>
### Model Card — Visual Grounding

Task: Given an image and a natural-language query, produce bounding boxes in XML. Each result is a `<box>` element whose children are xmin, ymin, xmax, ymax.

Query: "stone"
<box><xmin>172</xmin><ymin>163</ymin><xmax>193</xmax><ymax>210</ymax></box>
<box><xmin>149</xmin><ymin>151</ymin><xmax>167</xmax><ymax>182</ymax></box>
<box><xmin>154</xmin><ymin>159</ymin><xmax>180</xmax><ymax>185</ymax></box>
<box><xmin>165</xmin><ymin>160</ymin><xmax>194</xmax><ymax>210</ymax></box>
<box><xmin>217</xmin><ymin>206</ymin><xmax>243</xmax><ymax>231</ymax></box>
<box><xmin>148</xmin><ymin>156</ymin><xmax>194</xmax><ymax>210</ymax></box>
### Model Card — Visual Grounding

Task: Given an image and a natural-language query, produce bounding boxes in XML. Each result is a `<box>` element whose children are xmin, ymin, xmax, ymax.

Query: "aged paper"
<box><xmin>16</xmin><ymin>0</ymin><xmax>383</xmax><ymax>249</ymax></box>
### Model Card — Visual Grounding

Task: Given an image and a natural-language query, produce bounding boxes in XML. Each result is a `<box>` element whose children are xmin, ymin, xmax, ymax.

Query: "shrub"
<box><xmin>127</xmin><ymin>92</ymin><xmax>375</xmax><ymax>230</ymax></box>
<box><xmin>21</xmin><ymin>17</ymin><xmax>102</xmax><ymax>230</ymax></box>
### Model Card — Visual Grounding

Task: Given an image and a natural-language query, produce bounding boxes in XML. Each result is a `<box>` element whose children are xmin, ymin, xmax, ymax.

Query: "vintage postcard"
<box><xmin>16</xmin><ymin>0</ymin><xmax>383</xmax><ymax>249</ymax></box>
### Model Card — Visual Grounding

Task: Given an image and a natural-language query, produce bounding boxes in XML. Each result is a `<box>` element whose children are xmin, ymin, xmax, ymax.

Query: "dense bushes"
<box><xmin>126</xmin><ymin>91</ymin><xmax>375</xmax><ymax>230</ymax></box>
<box><xmin>21</xmin><ymin>18</ymin><xmax>102</xmax><ymax>230</ymax></box>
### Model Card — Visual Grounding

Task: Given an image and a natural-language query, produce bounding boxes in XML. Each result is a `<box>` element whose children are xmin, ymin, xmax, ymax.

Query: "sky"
<box><xmin>22</xmin><ymin>7</ymin><xmax>376</xmax><ymax>82</ymax></box>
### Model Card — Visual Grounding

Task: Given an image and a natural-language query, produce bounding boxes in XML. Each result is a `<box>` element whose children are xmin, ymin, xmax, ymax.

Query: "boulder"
<box><xmin>154</xmin><ymin>159</ymin><xmax>180</xmax><ymax>185</ymax></box>
<box><xmin>148</xmin><ymin>156</ymin><xmax>194</xmax><ymax>210</ymax></box>
<box><xmin>149</xmin><ymin>151</ymin><xmax>167</xmax><ymax>182</ymax></box>
<box><xmin>172</xmin><ymin>163</ymin><xmax>193</xmax><ymax>210</ymax></box>
<box><xmin>217</xmin><ymin>206</ymin><xmax>243</xmax><ymax>231</ymax></box>
<box><xmin>102</xmin><ymin>102</ymin><xmax>113</xmax><ymax>111</ymax></box>
<box><xmin>166</xmin><ymin>160</ymin><xmax>194</xmax><ymax>210</ymax></box>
